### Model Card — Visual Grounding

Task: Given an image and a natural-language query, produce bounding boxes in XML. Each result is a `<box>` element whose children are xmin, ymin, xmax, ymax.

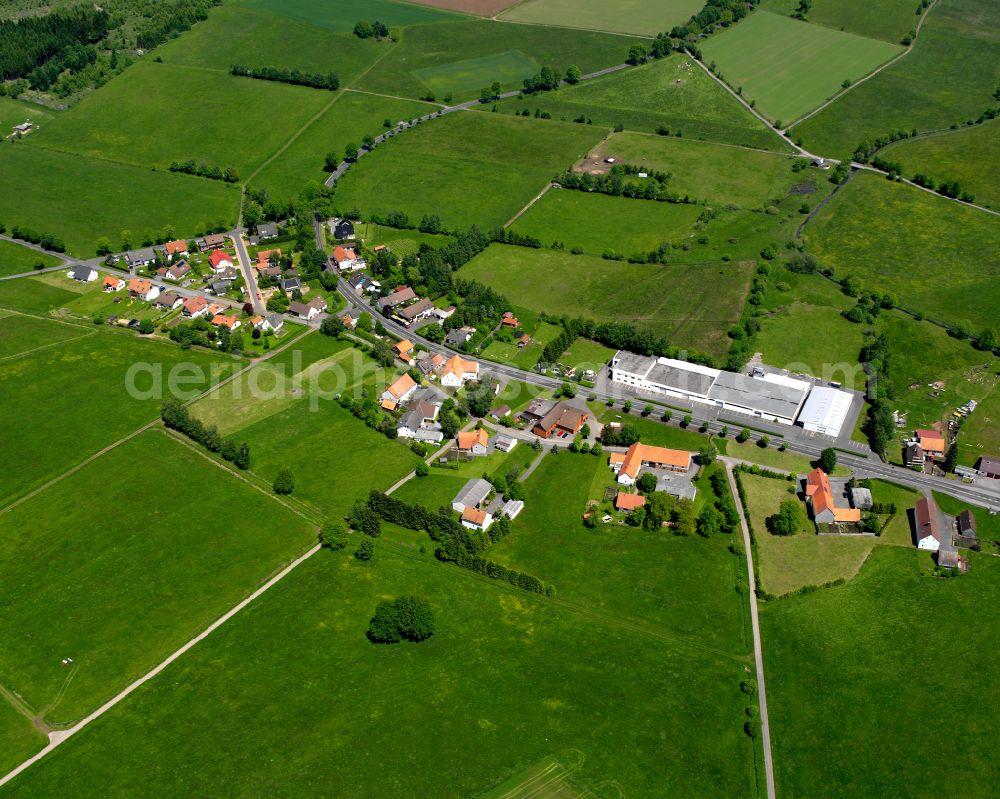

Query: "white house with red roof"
<box><xmin>164</xmin><ymin>239</ymin><xmax>189</xmax><ymax>258</ymax></box>
<box><xmin>332</xmin><ymin>245</ymin><xmax>365</xmax><ymax>272</ymax></box>
<box><xmin>182</xmin><ymin>296</ymin><xmax>209</xmax><ymax>318</ymax></box>
<box><xmin>208</xmin><ymin>250</ymin><xmax>233</xmax><ymax>272</ymax></box>
<box><xmin>103</xmin><ymin>275</ymin><xmax>125</xmax><ymax>292</ymax></box>
<box><xmin>126</xmin><ymin>278</ymin><xmax>159</xmax><ymax>302</ymax></box>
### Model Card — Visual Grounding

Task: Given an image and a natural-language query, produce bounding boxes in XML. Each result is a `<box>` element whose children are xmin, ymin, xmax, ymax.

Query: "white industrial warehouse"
<box><xmin>610</xmin><ymin>351</ymin><xmax>855</xmax><ymax>437</ymax></box>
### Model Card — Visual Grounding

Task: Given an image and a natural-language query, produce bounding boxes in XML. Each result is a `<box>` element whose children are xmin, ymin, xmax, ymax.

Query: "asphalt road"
<box><xmin>229</xmin><ymin>231</ymin><xmax>266</xmax><ymax>314</ymax></box>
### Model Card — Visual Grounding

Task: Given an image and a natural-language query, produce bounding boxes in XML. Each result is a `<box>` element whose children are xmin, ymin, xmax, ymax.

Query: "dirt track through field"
<box><xmin>402</xmin><ymin>0</ymin><xmax>521</xmax><ymax>15</ymax></box>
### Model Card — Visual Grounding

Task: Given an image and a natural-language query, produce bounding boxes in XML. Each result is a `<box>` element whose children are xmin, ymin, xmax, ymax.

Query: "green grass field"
<box><xmin>154</xmin><ymin>3</ymin><xmax>387</xmax><ymax>82</ymax></box>
<box><xmin>0</xmin><ymin>275</ymin><xmax>81</xmax><ymax>314</ymax></box>
<box><xmin>333</xmin><ymin>112</ymin><xmax>604</xmax><ymax>231</ymax></box>
<box><xmin>250</xmin><ymin>91</ymin><xmax>433</xmax><ymax>198</ymax></box>
<box><xmin>761</xmin><ymin>0</ymin><xmax>918</xmax><ymax>43</ymax></box>
<box><xmin>0</xmin><ymin>239</ymin><xmax>60</xmax><ymax>277</ymax></box>
<box><xmin>237</xmin><ymin>0</ymin><xmax>460</xmax><ymax>32</ymax></box>
<box><xmin>594</xmin><ymin>131</ymin><xmax>803</xmax><ymax>206</ymax></box>
<box><xmin>0</xmin><ymin>697</ymin><xmax>46</xmax><ymax>778</ymax></box>
<box><xmin>0</xmin><ymin>95</ymin><xmax>61</xmax><ymax>133</ymax></box>
<box><xmin>0</xmin><ymin>313</ymin><xmax>94</xmax><ymax>359</ymax></box>
<box><xmin>499</xmin><ymin>54</ymin><xmax>789</xmax><ymax>151</ymax></box>
<box><xmin>740</xmin><ymin>473</ymin><xmax>877</xmax><ymax>596</ymax></box>
<box><xmin>791</xmin><ymin>0</ymin><xmax>1000</xmax><ymax>157</ymax></box>
<box><xmin>881</xmin><ymin>120</ymin><xmax>1000</xmax><ymax>210</ymax></box>
<box><xmin>0</xmin><ymin>533</ymin><xmax>757</xmax><ymax>798</ymax></box>
<box><xmin>0</xmin><ymin>430</ymin><xmax>315</xmax><ymax>726</ymax></box>
<box><xmin>511</xmin><ymin>190</ymin><xmax>702</xmax><ymax>253</ymax></box>
<box><xmin>500</xmin><ymin>0</ymin><xmax>703</xmax><ymax>36</ymax></box>
<box><xmin>762</xmin><ymin>546</ymin><xmax>1000</xmax><ymax>798</ymax></box>
<box><xmin>0</xmin><ymin>146</ymin><xmax>238</xmax><ymax>257</ymax></box>
<box><xmin>808</xmin><ymin>173</ymin><xmax>1000</xmax><ymax>331</ymax></box>
<box><xmin>29</xmin><ymin>61</ymin><xmax>331</xmax><ymax>175</ymax></box>
<box><xmin>701</xmin><ymin>11</ymin><xmax>902</xmax><ymax>124</ymax></box>
<box><xmin>0</xmin><ymin>315</ymin><xmax>235</xmax><ymax>506</ymax></box>
<box><xmin>462</xmin><ymin>245</ymin><xmax>753</xmax><ymax>358</ymax></box>
<box><xmin>558</xmin><ymin>337</ymin><xmax>618</xmax><ymax>371</ymax></box>
<box><xmin>356</xmin><ymin>18</ymin><xmax>645</xmax><ymax>101</ymax></box>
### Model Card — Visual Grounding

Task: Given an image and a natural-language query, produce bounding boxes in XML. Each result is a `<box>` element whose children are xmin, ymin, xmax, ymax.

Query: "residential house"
<box><xmin>957</xmin><ymin>510</ymin><xmax>977</xmax><ymax>541</ymax></box>
<box><xmin>416</xmin><ymin>351</ymin><xmax>444</xmax><ymax>377</ymax></box>
<box><xmin>461</xmin><ymin>506</ymin><xmax>493</xmax><ymax>532</ymax></box>
<box><xmin>501</xmin><ymin>311</ymin><xmax>519</xmax><ymax>328</ymax></box>
<box><xmin>522</xmin><ymin>400</ymin><xmax>588</xmax><ymax>439</ymax></box>
<box><xmin>915</xmin><ymin>428</ymin><xmax>946</xmax><ymax>460</ymax></box>
<box><xmin>256</xmin><ymin>265</ymin><xmax>281</xmax><ymax>280</ymax></box>
<box><xmin>977</xmin><ymin>456</ymin><xmax>1000</xmax><ymax>479</ymax></box>
<box><xmin>103</xmin><ymin>275</ymin><xmax>125</xmax><ymax>292</ymax></box>
<box><xmin>162</xmin><ymin>261</ymin><xmax>191</xmax><ymax>282</ymax></box>
<box><xmin>209</xmin><ymin>281</ymin><xmax>231</xmax><ymax>296</ymax></box>
<box><xmin>288</xmin><ymin>301</ymin><xmax>320</xmax><ymax>321</ymax></box>
<box><xmin>308</xmin><ymin>296</ymin><xmax>327</xmax><ymax>314</ymax></box>
<box><xmin>849</xmin><ymin>486</ymin><xmax>873</xmax><ymax>510</ymax></box>
<box><xmin>456</xmin><ymin>428</ymin><xmax>489</xmax><ymax>456</ymax></box>
<box><xmin>164</xmin><ymin>239</ymin><xmax>189</xmax><ymax>259</ymax></box>
<box><xmin>445</xmin><ymin>326</ymin><xmax>475</xmax><ymax>347</ymax></box>
<box><xmin>434</xmin><ymin>306</ymin><xmax>456</xmax><ymax>320</ymax></box>
<box><xmin>154</xmin><ymin>291</ymin><xmax>182</xmax><ymax>311</ymax></box>
<box><xmin>494</xmin><ymin>434</ymin><xmax>517</xmax><ymax>453</ymax></box>
<box><xmin>216</xmin><ymin>266</ymin><xmax>238</xmax><ymax>283</ymax></box>
<box><xmin>393</xmin><ymin>339</ymin><xmax>415</xmax><ymax>363</ymax></box>
<box><xmin>451</xmin><ymin>478</ymin><xmax>492</xmax><ymax>514</ymax></box>
<box><xmin>340</xmin><ymin>313</ymin><xmax>357</xmax><ymax>329</ymax></box>
<box><xmin>611</xmin><ymin>442</ymin><xmax>692</xmax><ymax>486</ymax></box>
<box><xmin>399</xmin><ymin>298</ymin><xmax>435</xmax><ymax>324</ymax></box>
<box><xmin>197</xmin><ymin>233</ymin><xmax>225</xmax><ymax>252</ymax></box>
<box><xmin>517</xmin><ymin>334</ymin><xmax>532</xmax><ymax>349</ymax></box>
<box><xmin>123</xmin><ymin>248</ymin><xmax>157</xmax><ymax>269</ymax></box>
<box><xmin>256</xmin><ymin>248</ymin><xmax>282</xmax><ymax>268</ymax></box>
<box><xmin>206</xmin><ymin>302</ymin><xmax>226</xmax><ymax>317</ymax></box>
<box><xmin>266</xmin><ymin>313</ymin><xmax>284</xmax><ymax>332</ymax></box>
<box><xmin>347</xmin><ymin>273</ymin><xmax>376</xmax><ymax>293</ymax></box>
<box><xmin>615</xmin><ymin>492</ymin><xmax>646</xmax><ymax>511</ymax></box>
<box><xmin>905</xmin><ymin>442</ymin><xmax>925</xmax><ymax>468</ymax></box>
<box><xmin>333</xmin><ymin>219</ymin><xmax>355</xmax><ymax>240</ymax></box>
<box><xmin>914</xmin><ymin>496</ymin><xmax>942</xmax><ymax>551</ymax></box>
<box><xmin>397</xmin><ymin>394</ymin><xmax>442</xmax><ymax>441</ymax></box>
<box><xmin>68</xmin><ymin>266</ymin><xmax>99</xmax><ymax>283</ymax></box>
<box><xmin>208</xmin><ymin>250</ymin><xmax>233</xmax><ymax>272</ymax></box>
<box><xmin>255</xmin><ymin>222</ymin><xmax>278</xmax><ymax>240</ymax></box>
<box><xmin>491</xmin><ymin>405</ymin><xmax>511</xmax><ymax>421</ymax></box>
<box><xmin>332</xmin><ymin>245</ymin><xmax>365</xmax><ymax>272</ymax></box>
<box><xmin>211</xmin><ymin>313</ymin><xmax>241</xmax><ymax>331</ymax></box>
<box><xmin>182</xmin><ymin>296</ymin><xmax>209</xmax><ymax>318</ymax></box>
<box><xmin>378</xmin><ymin>286</ymin><xmax>417</xmax><ymax>311</ymax></box>
<box><xmin>382</xmin><ymin>373</ymin><xmax>418</xmax><ymax>406</ymax></box>
<box><xmin>440</xmin><ymin>354</ymin><xmax>480</xmax><ymax>388</ymax></box>
<box><xmin>126</xmin><ymin>278</ymin><xmax>160</xmax><ymax>301</ymax></box>
<box><xmin>804</xmin><ymin>468</ymin><xmax>861</xmax><ymax>525</ymax></box>
<box><xmin>281</xmin><ymin>277</ymin><xmax>302</xmax><ymax>295</ymax></box>
<box><xmin>249</xmin><ymin>315</ymin><xmax>268</xmax><ymax>331</ymax></box>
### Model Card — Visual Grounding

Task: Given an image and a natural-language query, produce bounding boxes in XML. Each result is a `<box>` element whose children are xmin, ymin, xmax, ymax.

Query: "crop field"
<box><xmin>760</xmin><ymin>0</ymin><xmax>918</xmax><ymax>43</ymax></box>
<box><xmin>808</xmin><ymin>174</ymin><xmax>1000</xmax><ymax>331</ymax></box>
<box><xmin>791</xmin><ymin>0</ymin><xmax>1000</xmax><ymax>157</ymax></box>
<box><xmin>882</xmin><ymin>121</ymin><xmax>1000</xmax><ymax>210</ymax></box>
<box><xmin>490</xmin><ymin>453</ymin><xmax>751</xmax><ymax>648</ymax></box>
<box><xmin>154</xmin><ymin>3</ymin><xmax>385</xmax><ymax>82</ymax></box>
<box><xmin>333</xmin><ymin>112</ymin><xmax>604</xmax><ymax>231</ymax></box>
<box><xmin>593</xmin><ymin>131</ymin><xmax>802</xmax><ymax>207</ymax></box>
<box><xmin>28</xmin><ymin>62</ymin><xmax>331</xmax><ymax>176</ymax></box>
<box><xmin>250</xmin><ymin>91</ymin><xmax>433</xmax><ymax>198</ymax></box>
<box><xmin>701</xmin><ymin>12</ymin><xmax>902</xmax><ymax>125</ymax></box>
<box><xmin>461</xmin><ymin>245</ymin><xmax>753</xmax><ymax>358</ymax></box>
<box><xmin>500</xmin><ymin>0</ymin><xmax>703</xmax><ymax>37</ymax></box>
<box><xmin>0</xmin><ymin>146</ymin><xmax>238</xmax><ymax>257</ymax></box>
<box><xmin>0</xmin><ymin>429</ymin><xmax>315</xmax><ymax>726</ymax></box>
<box><xmin>499</xmin><ymin>54</ymin><xmax>789</xmax><ymax>151</ymax></box>
<box><xmin>0</xmin><ymin>317</ymin><xmax>235</xmax><ymax>506</ymax></box>
<box><xmin>236</xmin><ymin>0</ymin><xmax>460</xmax><ymax>32</ymax></box>
<box><xmin>0</xmin><ymin>545</ymin><xmax>757</xmax><ymax>798</ymax></box>
<box><xmin>762</xmin><ymin>547</ymin><xmax>1000</xmax><ymax>798</ymax></box>
<box><xmin>405</xmin><ymin>0</ymin><xmax>519</xmax><ymax>13</ymax></box>
<box><xmin>356</xmin><ymin>18</ymin><xmax>644</xmax><ymax>101</ymax></box>
<box><xmin>0</xmin><ymin>239</ymin><xmax>60</xmax><ymax>277</ymax></box>
<box><xmin>754</xmin><ymin>302</ymin><xmax>866</xmax><ymax>389</ymax></box>
<box><xmin>511</xmin><ymin>190</ymin><xmax>702</xmax><ymax>253</ymax></box>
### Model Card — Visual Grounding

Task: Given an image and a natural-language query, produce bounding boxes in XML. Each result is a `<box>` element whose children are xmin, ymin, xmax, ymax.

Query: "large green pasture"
<box><xmin>500</xmin><ymin>0</ymin><xmax>703</xmax><ymax>36</ymax></box>
<box><xmin>499</xmin><ymin>54</ymin><xmax>789</xmax><ymax>151</ymax></box>
<box><xmin>250</xmin><ymin>90</ymin><xmax>433</xmax><ymax>198</ymax></box>
<box><xmin>0</xmin><ymin>313</ymin><xmax>94</xmax><ymax>359</ymax></box>
<box><xmin>882</xmin><ymin>120</ymin><xmax>1000</xmax><ymax>210</ymax></box>
<box><xmin>333</xmin><ymin>112</ymin><xmax>604</xmax><ymax>231</ymax></box>
<box><xmin>0</xmin><ymin>239</ymin><xmax>60</xmax><ymax>277</ymax></box>
<box><xmin>808</xmin><ymin>173</ymin><xmax>1000</xmax><ymax>330</ymax></box>
<box><xmin>0</xmin><ymin>275</ymin><xmax>81</xmax><ymax>314</ymax></box>
<box><xmin>761</xmin><ymin>0</ymin><xmax>918</xmax><ymax>43</ymax></box>
<box><xmin>792</xmin><ymin>0</ymin><xmax>1000</xmax><ymax>157</ymax></box>
<box><xmin>0</xmin><ymin>315</ymin><xmax>235</xmax><ymax>505</ymax></box>
<box><xmin>0</xmin><ymin>430</ymin><xmax>315</xmax><ymax>726</ymax></box>
<box><xmin>595</xmin><ymin>131</ymin><xmax>801</xmax><ymax>206</ymax></box>
<box><xmin>0</xmin><ymin>96</ymin><xmax>60</xmax><ymax>133</ymax></box>
<box><xmin>29</xmin><ymin>62</ymin><xmax>331</xmax><ymax>175</ymax></box>
<box><xmin>511</xmin><ymin>190</ymin><xmax>701</xmax><ymax>253</ymax></box>
<box><xmin>357</xmin><ymin>18</ymin><xmax>643</xmax><ymax>101</ymax></box>
<box><xmin>0</xmin><ymin>146</ymin><xmax>238</xmax><ymax>257</ymax></box>
<box><xmin>762</xmin><ymin>547</ymin><xmax>1000</xmax><ymax>798</ymax></box>
<box><xmin>1</xmin><ymin>548</ymin><xmax>756</xmax><ymax>798</ymax></box>
<box><xmin>237</xmin><ymin>0</ymin><xmax>460</xmax><ymax>32</ymax></box>
<box><xmin>0</xmin><ymin>698</ymin><xmax>46</xmax><ymax>778</ymax></box>
<box><xmin>462</xmin><ymin>244</ymin><xmax>753</xmax><ymax>358</ymax></box>
<box><xmin>701</xmin><ymin>11</ymin><xmax>902</xmax><ymax>124</ymax></box>
<box><xmin>490</xmin><ymin>452</ymin><xmax>751</xmax><ymax>650</ymax></box>
<box><xmin>155</xmin><ymin>3</ymin><xmax>386</xmax><ymax>82</ymax></box>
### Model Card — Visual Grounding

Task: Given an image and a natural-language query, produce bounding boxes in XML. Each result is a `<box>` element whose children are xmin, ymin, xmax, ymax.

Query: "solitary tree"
<box><xmin>344</xmin><ymin>142</ymin><xmax>359</xmax><ymax>161</ymax></box>
<box><xmin>319</xmin><ymin>520</ymin><xmax>350</xmax><ymax>550</ymax></box>
<box><xmin>323</xmin><ymin>151</ymin><xmax>339</xmax><ymax>171</ymax></box>
<box><xmin>767</xmin><ymin>500</ymin><xmax>803</xmax><ymax>536</ymax></box>
<box><xmin>354</xmin><ymin>536</ymin><xmax>375</xmax><ymax>561</ymax></box>
<box><xmin>273</xmin><ymin>468</ymin><xmax>295</xmax><ymax>495</ymax></box>
<box><xmin>698</xmin><ymin>443</ymin><xmax>718</xmax><ymax>466</ymax></box>
<box><xmin>565</xmin><ymin>64</ymin><xmax>581</xmax><ymax>84</ymax></box>
<box><xmin>819</xmin><ymin>447</ymin><xmax>837</xmax><ymax>474</ymax></box>
<box><xmin>697</xmin><ymin>503</ymin><xmax>723</xmax><ymax>537</ymax></box>
<box><xmin>637</xmin><ymin>472</ymin><xmax>658</xmax><ymax>494</ymax></box>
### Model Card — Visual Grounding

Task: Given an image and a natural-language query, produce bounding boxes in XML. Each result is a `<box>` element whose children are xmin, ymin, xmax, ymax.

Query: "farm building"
<box><xmin>915</xmin><ymin>429</ymin><xmax>946</xmax><ymax>460</ymax></box>
<box><xmin>913</xmin><ymin>497</ymin><xmax>942</xmax><ymax>551</ymax></box>
<box><xmin>905</xmin><ymin>442</ymin><xmax>925</xmax><ymax>467</ymax></box>
<box><xmin>440</xmin><ymin>355</ymin><xmax>479</xmax><ymax>388</ymax></box>
<box><xmin>456</xmin><ymin>428</ymin><xmax>489</xmax><ymax>456</ymax></box>
<box><xmin>382</xmin><ymin>374</ymin><xmax>418</xmax><ymax>406</ymax></box>
<box><xmin>804</xmin><ymin>469</ymin><xmax>860</xmax><ymax>525</ymax></box>
<box><xmin>611</xmin><ymin>442</ymin><xmax>692</xmax><ymax>486</ymax></box>
<box><xmin>520</xmin><ymin>399</ymin><xmax>588</xmax><ymax>439</ymax></box>
<box><xmin>452</xmin><ymin>478</ymin><xmax>492</xmax><ymax>514</ymax></box>
<box><xmin>615</xmin><ymin>492</ymin><xmax>646</xmax><ymax>511</ymax></box>
<box><xmin>977</xmin><ymin>456</ymin><xmax>1000</xmax><ymax>479</ymax></box>
<box><xmin>849</xmin><ymin>486</ymin><xmax>873</xmax><ymax>510</ymax></box>
<box><xmin>957</xmin><ymin>510</ymin><xmax>977</xmax><ymax>541</ymax></box>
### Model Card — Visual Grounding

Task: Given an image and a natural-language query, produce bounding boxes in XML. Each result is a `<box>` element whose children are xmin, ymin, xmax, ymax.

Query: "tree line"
<box><xmin>353</xmin><ymin>20</ymin><xmax>390</xmax><ymax>39</ymax></box>
<box><xmin>169</xmin><ymin>159</ymin><xmax>240</xmax><ymax>183</ymax></box>
<box><xmin>134</xmin><ymin>0</ymin><xmax>221</xmax><ymax>51</ymax></box>
<box><xmin>161</xmin><ymin>399</ymin><xmax>250</xmax><ymax>468</ymax></box>
<box><xmin>5</xmin><ymin>223</ymin><xmax>66</xmax><ymax>253</ymax></box>
<box><xmin>230</xmin><ymin>64</ymin><xmax>340</xmax><ymax>91</ymax></box>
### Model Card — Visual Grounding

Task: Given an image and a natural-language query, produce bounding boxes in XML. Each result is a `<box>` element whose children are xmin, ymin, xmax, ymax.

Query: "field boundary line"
<box><xmin>0</xmin><ymin>542</ymin><xmax>323</xmax><ymax>790</ymax></box>
<box><xmin>503</xmin><ymin>182</ymin><xmax>553</xmax><ymax>227</ymax></box>
<box><xmin>0</xmin><ymin>328</ymin><xmax>97</xmax><ymax>363</ymax></box>
<box><xmin>488</xmin><ymin>15</ymin><xmax>656</xmax><ymax>40</ymax></box>
<box><xmin>344</xmin><ymin>87</ymin><xmax>444</xmax><ymax>108</ymax></box>
<box><xmin>788</xmin><ymin>0</ymin><xmax>939</xmax><ymax>131</ymax></box>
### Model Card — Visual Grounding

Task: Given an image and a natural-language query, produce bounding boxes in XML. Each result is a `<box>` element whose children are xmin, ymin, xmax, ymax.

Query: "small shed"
<box><xmin>957</xmin><ymin>510</ymin><xmax>977</xmax><ymax>540</ymax></box>
<box><xmin>849</xmin><ymin>486</ymin><xmax>873</xmax><ymax>510</ymax></box>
